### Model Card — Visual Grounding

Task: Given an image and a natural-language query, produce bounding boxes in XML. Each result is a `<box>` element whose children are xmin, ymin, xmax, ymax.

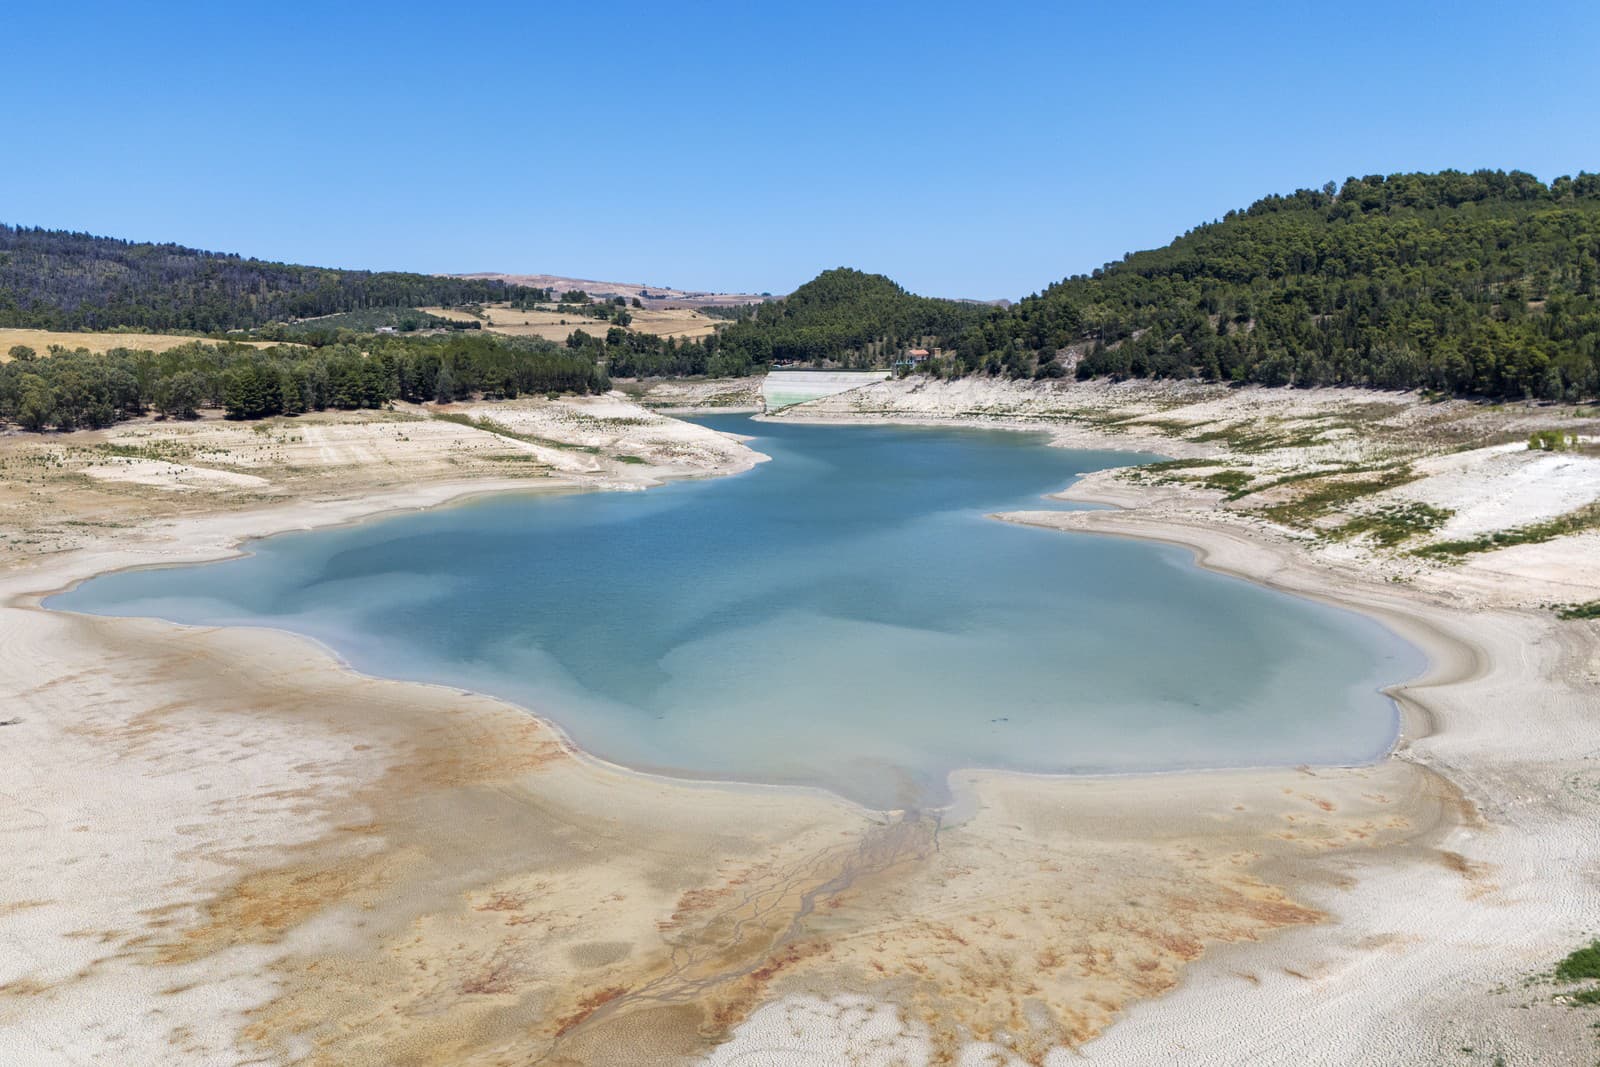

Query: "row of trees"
<box><xmin>253</xmin><ymin>306</ymin><xmax>482</xmax><ymax>345</ymax></box>
<box><xmin>556</xmin><ymin>298</ymin><xmax>632</xmax><ymax>326</ymax></box>
<box><xmin>0</xmin><ymin>333</ymin><xmax>609</xmax><ymax>432</ymax></box>
<box><xmin>594</xmin><ymin>326</ymin><xmax>757</xmax><ymax>378</ymax></box>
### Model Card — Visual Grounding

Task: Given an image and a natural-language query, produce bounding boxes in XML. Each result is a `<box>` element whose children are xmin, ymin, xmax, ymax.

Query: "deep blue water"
<box><xmin>51</xmin><ymin>415</ymin><xmax>1421</xmax><ymax>809</ymax></box>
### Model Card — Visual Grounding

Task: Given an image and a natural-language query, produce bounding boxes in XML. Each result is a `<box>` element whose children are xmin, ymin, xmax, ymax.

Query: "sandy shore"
<box><xmin>750</xmin><ymin>375</ymin><xmax>1600</xmax><ymax>1064</ymax></box>
<box><xmin>994</xmin><ymin>506</ymin><xmax>1599</xmax><ymax>1064</ymax></box>
<box><xmin>3</xmin><ymin>383</ymin><xmax>1599</xmax><ymax>1064</ymax></box>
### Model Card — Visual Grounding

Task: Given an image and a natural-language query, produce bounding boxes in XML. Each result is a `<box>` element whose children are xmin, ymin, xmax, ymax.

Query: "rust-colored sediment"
<box><xmin>44</xmin><ymin>617</ymin><xmax>1454</xmax><ymax>1067</ymax></box>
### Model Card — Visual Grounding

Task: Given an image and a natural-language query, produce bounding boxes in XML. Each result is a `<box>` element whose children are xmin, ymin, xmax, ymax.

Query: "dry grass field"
<box><xmin>446</xmin><ymin>271</ymin><xmax>768</xmax><ymax>308</ymax></box>
<box><xmin>0</xmin><ymin>328</ymin><xmax>284</xmax><ymax>361</ymax></box>
<box><xmin>421</xmin><ymin>302</ymin><xmax>721</xmax><ymax>342</ymax></box>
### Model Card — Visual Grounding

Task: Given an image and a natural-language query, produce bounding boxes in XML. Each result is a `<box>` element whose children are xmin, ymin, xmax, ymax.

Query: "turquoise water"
<box><xmin>51</xmin><ymin>416</ymin><xmax>1420</xmax><ymax>809</ymax></box>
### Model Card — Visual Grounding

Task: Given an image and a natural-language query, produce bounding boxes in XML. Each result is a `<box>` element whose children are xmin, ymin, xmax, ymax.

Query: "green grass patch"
<box><xmin>1189</xmin><ymin>426</ymin><xmax>1295</xmax><ymax>453</ymax></box>
<box><xmin>431</xmin><ymin>410</ymin><xmax>601</xmax><ymax>453</ymax></box>
<box><xmin>1557</xmin><ymin>940</ymin><xmax>1600</xmax><ymax>984</ymax></box>
<box><xmin>1414</xmin><ymin>502</ymin><xmax>1600</xmax><ymax>559</ymax></box>
<box><xmin>1202</xmin><ymin>470</ymin><xmax>1253</xmax><ymax>492</ymax></box>
<box><xmin>94</xmin><ymin>440</ymin><xmax>196</xmax><ymax>462</ymax></box>
<box><xmin>1528</xmin><ymin>429</ymin><xmax>1579</xmax><ymax>452</ymax></box>
<box><xmin>1161</xmin><ymin>416</ymin><xmax>1343</xmax><ymax>454</ymax></box>
<box><xmin>1131</xmin><ymin>417</ymin><xmax>1216</xmax><ymax>438</ymax></box>
<box><xmin>1260</xmin><ymin>467</ymin><xmax>1417</xmax><ymax>527</ymax></box>
<box><xmin>1226</xmin><ymin>466</ymin><xmax>1345</xmax><ymax>500</ymax></box>
<box><xmin>277</xmin><ymin>307</ymin><xmax>465</xmax><ymax>336</ymax></box>
<box><xmin>1556</xmin><ymin>600</ymin><xmax>1600</xmax><ymax>620</ymax></box>
<box><xmin>1337</xmin><ymin>502</ymin><xmax>1455</xmax><ymax>547</ymax></box>
<box><xmin>613</xmin><ymin>454</ymin><xmax>647</xmax><ymax>464</ymax></box>
<box><xmin>1193</xmin><ymin>454</ymin><xmax>1414</xmax><ymax>504</ymax></box>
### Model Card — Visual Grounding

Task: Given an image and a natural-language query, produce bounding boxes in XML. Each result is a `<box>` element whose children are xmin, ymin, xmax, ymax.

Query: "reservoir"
<box><xmin>51</xmin><ymin>415</ymin><xmax>1420</xmax><ymax>809</ymax></box>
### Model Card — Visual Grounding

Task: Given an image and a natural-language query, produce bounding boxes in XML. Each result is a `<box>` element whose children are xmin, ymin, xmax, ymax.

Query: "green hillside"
<box><xmin>9</xmin><ymin>169</ymin><xmax>1599</xmax><ymax>401</ymax></box>
<box><xmin>0</xmin><ymin>225</ymin><xmax>543</xmax><ymax>333</ymax></box>
<box><xmin>951</xmin><ymin>169</ymin><xmax>1600</xmax><ymax>399</ymax></box>
<box><xmin>710</xmin><ymin>268</ymin><xmax>987</xmax><ymax>366</ymax></box>
<box><xmin>606</xmin><ymin>268</ymin><xmax>988</xmax><ymax>378</ymax></box>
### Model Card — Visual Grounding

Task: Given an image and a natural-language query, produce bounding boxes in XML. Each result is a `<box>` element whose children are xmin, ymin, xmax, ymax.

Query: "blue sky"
<box><xmin>6</xmin><ymin>1</ymin><xmax>1598</xmax><ymax>298</ymax></box>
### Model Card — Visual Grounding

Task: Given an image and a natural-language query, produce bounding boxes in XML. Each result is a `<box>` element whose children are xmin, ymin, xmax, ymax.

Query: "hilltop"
<box><xmin>698</xmin><ymin>267</ymin><xmax>989</xmax><ymax>367</ymax></box>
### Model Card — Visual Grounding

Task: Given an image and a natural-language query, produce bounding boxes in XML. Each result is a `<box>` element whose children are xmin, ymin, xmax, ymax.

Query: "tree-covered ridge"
<box><xmin>0</xmin><ymin>333</ymin><xmax>608</xmax><ymax>431</ymax></box>
<box><xmin>599</xmin><ymin>268</ymin><xmax>986</xmax><ymax>379</ymax></box>
<box><xmin>0</xmin><ymin>226</ymin><xmax>545</xmax><ymax>333</ymax></box>
<box><xmin>702</xmin><ymin>268</ymin><xmax>987</xmax><ymax>367</ymax></box>
<box><xmin>10</xmin><ymin>168</ymin><xmax>1600</xmax><ymax>401</ymax></box>
<box><xmin>949</xmin><ymin>169</ymin><xmax>1600</xmax><ymax>399</ymax></box>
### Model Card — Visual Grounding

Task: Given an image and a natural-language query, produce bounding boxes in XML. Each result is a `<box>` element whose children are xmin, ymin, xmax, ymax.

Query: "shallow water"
<box><xmin>52</xmin><ymin>416</ymin><xmax>1421</xmax><ymax>809</ymax></box>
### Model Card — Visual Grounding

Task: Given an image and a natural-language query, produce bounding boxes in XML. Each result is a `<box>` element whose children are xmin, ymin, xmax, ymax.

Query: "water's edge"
<box><xmin>44</xmin><ymin>419</ymin><xmax>1426</xmax><ymax>813</ymax></box>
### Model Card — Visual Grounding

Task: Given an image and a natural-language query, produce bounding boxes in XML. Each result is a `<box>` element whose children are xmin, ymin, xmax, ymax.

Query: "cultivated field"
<box><xmin>0</xmin><ymin>328</ymin><xmax>286</xmax><ymax>360</ymax></box>
<box><xmin>446</xmin><ymin>271</ymin><xmax>769</xmax><ymax>308</ymax></box>
<box><xmin>421</xmin><ymin>302</ymin><xmax>721</xmax><ymax>342</ymax></box>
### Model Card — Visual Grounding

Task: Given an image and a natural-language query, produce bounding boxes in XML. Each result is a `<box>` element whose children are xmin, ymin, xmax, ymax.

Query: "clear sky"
<box><xmin>6</xmin><ymin>1</ymin><xmax>1598</xmax><ymax>299</ymax></box>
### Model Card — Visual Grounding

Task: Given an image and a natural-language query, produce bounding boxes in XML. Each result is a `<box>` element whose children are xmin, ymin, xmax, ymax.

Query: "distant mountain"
<box><xmin>0</xmin><ymin>226</ymin><xmax>545</xmax><ymax>333</ymax></box>
<box><xmin>448</xmin><ymin>272</ymin><xmax>772</xmax><ymax>309</ymax></box>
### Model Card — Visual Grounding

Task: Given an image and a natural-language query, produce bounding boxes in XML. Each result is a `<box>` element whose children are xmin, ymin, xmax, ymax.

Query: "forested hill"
<box><xmin>0</xmin><ymin>226</ymin><xmax>543</xmax><ymax>333</ymax></box>
<box><xmin>947</xmin><ymin>169</ymin><xmax>1600</xmax><ymax>400</ymax></box>
<box><xmin>708</xmin><ymin>268</ymin><xmax>988</xmax><ymax>367</ymax></box>
<box><xmin>9</xmin><ymin>168</ymin><xmax>1600</xmax><ymax>400</ymax></box>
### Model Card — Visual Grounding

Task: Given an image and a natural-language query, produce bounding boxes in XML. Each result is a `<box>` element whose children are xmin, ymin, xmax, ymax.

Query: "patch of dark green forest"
<box><xmin>0</xmin><ymin>333</ymin><xmax>608</xmax><ymax>431</ymax></box>
<box><xmin>0</xmin><ymin>226</ymin><xmax>547</xmax><ymax>332</ymax></box>
<box><xmin>658</xmin><ymin>169</ymin><xmax>1600</xmax><ymax>400</ymax></box>
<box><xmin>953</xmin><ymin>169</ymin><xmax>1600</xmax><ymax>399</ymax></box>
<box><xmin>604</xmin><ymin>268</ymin><xmax>989</xmax><ymax>378</ymax></box>
<box><xmin>264</xmin><ymin>306</ymin><xmax>482</xmax><ymax>342</ymax></box>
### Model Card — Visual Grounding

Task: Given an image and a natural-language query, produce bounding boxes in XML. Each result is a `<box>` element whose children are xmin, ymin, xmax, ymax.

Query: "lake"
<box><xmin>51</xmin><ymin>415</ymin><xmax>1421</xmax><ymax>809</ymax></box>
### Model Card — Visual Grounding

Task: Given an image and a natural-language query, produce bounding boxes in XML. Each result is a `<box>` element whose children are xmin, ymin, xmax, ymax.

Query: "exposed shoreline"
<box><xmin>994</xmin><ymin>509</ymin><xmax>1458</xmax><ymax>757</ymax></box>
<box><xmin>24</xmin><ymin>477</ymin><xmax>896</xmax><ymax>820</ymax></box>
<box><xmin>38</xmin><ymin>448</ymin><xmax>1420</xmax><ymax>819</ymax></box>
<box><xmin>763</xmin><ymin>381</ymin><xmax>1600</xmax><ymax>1064</ymax></box>
<box><xmin>3</xmin><ymin>387</ymin><xmax>1597</xmax><ymax>1065</ymax></box>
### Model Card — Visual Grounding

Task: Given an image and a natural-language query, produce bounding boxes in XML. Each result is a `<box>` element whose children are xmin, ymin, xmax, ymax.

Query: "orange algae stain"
<box><xmin>154</xmin><ymin>854</ymin><xmax>396</xmax><ymax>965</ymax></box>
<box><xmin>554</xmin><ymin>985</ymin><xmax>630</xmax><ymax>1036</ymax></box>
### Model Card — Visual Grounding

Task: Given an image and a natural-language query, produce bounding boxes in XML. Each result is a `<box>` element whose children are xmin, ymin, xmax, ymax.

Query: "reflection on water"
<box><xmin>52</xmin><ymin>415</ymin><xmax>1420</xmax><ymax>809</ymax></box>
